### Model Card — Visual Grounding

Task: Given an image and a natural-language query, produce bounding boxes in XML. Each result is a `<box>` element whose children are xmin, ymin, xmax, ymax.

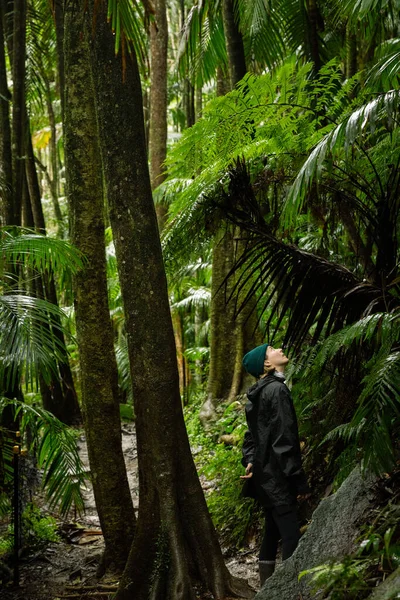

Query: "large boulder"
<box><xmin>367</xmin><ymin>566</ymin><xmax>400</xmax><ymax>600</ymax></box>
<box><xmin>255</xmin><ymin>468</ymin><xmax>376</xmax><ymax>600</ymax></box>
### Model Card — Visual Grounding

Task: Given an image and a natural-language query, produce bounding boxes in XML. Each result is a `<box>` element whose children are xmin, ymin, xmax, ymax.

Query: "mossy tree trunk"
<box><xmin>25</xmin><ymin>113</ymin><xmax>81</xmax><ymax>425</ymax></box>
<box><xmin>0</xmin><ymin>1</ymin><xmax>13</xmax><ymax>226</ymax></box>
<box><xmin>10</xmin><ymin>0</ymin><xmax>26</xmax><ymax>227</ymax></box>
<box><xmin>85</xmin><ymin>3</ymin><xmax>253</xmax><ymax>598</ymax></box>
<box><xmin>64</xmin><ymin>0</ymin><xmax>135</xmax><ymax>573</ymax></box>
<box><xmin>207</xmin><ymin>230</ymin><xmax>259</xmax><ymax>404</ymax></box>
<box><xmin>149</xmin><ymin>0</ymin><xmax>168</xmax><ymax>230</ymax></box>
<box><xmin>207</xmin><ymin>228</ymin><xmax>237</xmax><ymax>401</ymax></box>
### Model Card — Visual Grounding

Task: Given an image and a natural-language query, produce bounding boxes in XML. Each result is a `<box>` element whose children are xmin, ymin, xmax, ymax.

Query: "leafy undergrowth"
<box><xmin>184</xmin><ymin>393</ymin><xmax>264</xmax><ymax>551</ymax></box>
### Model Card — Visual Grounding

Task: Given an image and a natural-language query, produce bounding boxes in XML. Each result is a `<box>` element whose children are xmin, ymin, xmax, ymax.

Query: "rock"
<box><xmin>367</xmin><ymin>566</ymin><xmax>400</xmax><ymax>600</ymax></box>
<box><xmin>199</xmin><ymin>397</ymin><xmax>217</xmax><ymax>430</ymax></box>
<box><xmin>255</xmin><ymin>467</ymin><xmax>376</xmax><ymax>600</ymax></box>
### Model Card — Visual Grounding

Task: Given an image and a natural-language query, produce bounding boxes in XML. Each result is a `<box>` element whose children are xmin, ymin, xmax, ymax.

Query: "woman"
<box><xmin>241</xmin><ymin>343</ymin><xmax>310</xmax><ymax>586</ymax></box>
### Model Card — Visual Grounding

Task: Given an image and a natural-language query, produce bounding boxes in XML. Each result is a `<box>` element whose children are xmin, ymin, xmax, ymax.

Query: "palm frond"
<box><xmin>209</xmin><ymin>160</ymin><xmax>398</xmax><ymax>350</ymax></box>
<box><xmin>178</xmin><ymin>1</ymin><xmax>227</xmax><ymax>86</ymax></box>
<box><xmin>171</xmin><ymin>286</ymin><xmax>211</xmax><ymax>311</ymax></box>
<box><xmin>0</xmin><ymin>229</ymin><xmax>85</xmax><ymax>280</ymax></box>
<box><xmin>367</xmin><ymin>38</ymin><xmax>400</xmax><ymax>88</ymax></box>
<box><xmin>0</xmin><ymin>294</ymin><xmax>72</xmax><ymax>390</ymax></box>
<box><xmin>284</xmin><ymin>89</ymin><xmax>400</xmax><ymax>226</ymax></box>
<box><xmin>115</xmin><ymin>336</ymin><xmax>133</xmax><ymax>401</ymax></box>
<box><xmin>0</xmin><ymin>398</ymin><xmax>87</xmax><ymax>516</ymax></box>
<box><xmin>105</xmin><ymin>0</ymin><xmax>149</xmax><ymax>74</ymax></box>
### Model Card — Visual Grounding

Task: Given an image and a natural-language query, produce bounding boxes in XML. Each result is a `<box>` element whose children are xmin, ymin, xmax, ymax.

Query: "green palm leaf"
<box><xmin>105</xmin><ymin>0</ymin><xmax>148</xmax><ymax>73</ymax></box>
<box><xmin>284</xmin><ymin>89</ymin><xmax>400</xmax><ymax>226</ymax></box>
<box><xmin>0</xmin><ymin>294</ymin><xmax>72</xmax><ymax>390</ymax></box>
<box><xmin>0</xmin><ymin>398</ymin><xmax>87</xmax><ymax>516</ymax></box>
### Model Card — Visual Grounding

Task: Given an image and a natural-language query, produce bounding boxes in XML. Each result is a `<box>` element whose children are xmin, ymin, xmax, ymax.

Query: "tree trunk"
<box><xmin>25</xmin><ymin>113</ymin><xmax>82</xmax><ymax>425</ymax></box>
<box><xmin>207</xmin><ymin>228</ymin><xmax>237</xmax><ymax>401</ymax></box>
<box><xmin>306</xmin><ymin>0</ymin><xmax>322</xmax><ymax>73</ymax></box>
<box><xmin>149</xmin><ymin>0</ymin><xmax>168</xmax><ymax>231</ymax></box>
<box><xmin>346</xmin><ymin>23</ymin><xmax>357</xmax><ymax>79</ymax></box>
<box><xmin>184</xmin><ymin>79</ymin><xmax>195</xmax><ymax>128</ymax></box>
<box><xmin>172</xmin><ymin>312</ymin><xmax>185</xmax><ymax>398</ymax></box>
<box><xmin>42</xmin><ymin>70</ymin><xmax>65</xmax><ymax>237</ymax></box>
<box><xmin>64</xmin><ymin>0</ymin><xmax>135</xmax><ymax>573</ymax></box>
<box><xmin>10</xmin><ymin>0</ymin><xmax>26</xmax><ymax>226</ymax></box>
<box><xmin>221</xmin><ymin>0</ymin><xmax>246</xmax><ymax>88</ymax></box>
<box><xmin>0</xmin><ymin>1</ymin><xmax>13</xmax><ymax>226</ymax></box>
<box><xmin>216</xmin><ymin>65</ymin><xmax>230</xmax><ymax>97</ymax></box>
<box><xmin>85</xmin><ymin>2</ymin><xmax>253</xmax><ymax>598</ymax></box>
<box><xmin>53</xmin><ymin>0</ymin><xmax>65</xmax><ymax>122</ymax></box>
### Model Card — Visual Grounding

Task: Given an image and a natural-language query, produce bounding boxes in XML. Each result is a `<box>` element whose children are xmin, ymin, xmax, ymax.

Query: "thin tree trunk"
<box><xmin>221</xmin><ymin>0</ymin><xmax>246</xmax><ymax>88</ymax></box>
<box><xmin>11</xmin><ymin>0</ymin><xmax>26</xmax><ymax>226</ymax></box>
<box><xmin>0</xmin><ymin>1</ymin><xmax>13</xmax><ymax>226</ymax></box>
<box><xmin>173</xmin><ymin>312</ymin><xmax>185</xmax><ymax>398</ymax></box>
<box><xmin>85</xmin><ymin>3</ymin><xmax>253</xmax><ymax>598</ymax></box>
<box><xmin>216</xmin><ymin>65</ymin><xmax>230</xmax><ymax>97</ymax></box>
<box><xmin>195</xmin><ymin>86</ymin><xmax>202</xmax><ymax>121</ymax></box>
<box><xmin>64</xmin><ymin>0</ymin><xmax>135</xmax><ymax>573</ymax></box>
<box><xmin>149</xmin><ymin>0</ymin><xmax>168</xmax><ymax>231</ymax></box>
<box><xmin>42</xmin><ymin>70</ymin><xmax>64</xmax><ymax>236</ymax></box>
<box><xmin>207</xmin><ymin>229</ymin><xmax>237</xmax><ymax>401</ymax></box>
<box><xmin>25</xmin><ymin>112</ymin><xmax>82</xmax><ymax>425</ymax></box>
<box><xmin>346</xmin><ymin>23</ymin><xmax>357</xmax><ymax>78</ymax></box>
<box><xmin>306</xmin><ymin>0</ymin><xmax>321</xmax><ymax>73</ymax></box>
<box><xmin>184</xmin><ymin>79</ymin><xmax>195</xmax><ymax>128</ymax></box>
<box><xmin>53</xmin><ymin>0</ymin><xmax>65</xmax><ymax>122</ymax></box>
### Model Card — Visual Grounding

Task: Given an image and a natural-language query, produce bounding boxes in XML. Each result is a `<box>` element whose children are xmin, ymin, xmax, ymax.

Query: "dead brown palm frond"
<box><xmin>211</xmin><ymin>159</ymin><xmax>399</xmax><ymax>352</ymax></box>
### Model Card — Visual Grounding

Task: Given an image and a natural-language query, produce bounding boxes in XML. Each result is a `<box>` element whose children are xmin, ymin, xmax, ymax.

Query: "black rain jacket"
<box><xmin>241</xmin><ymin>373</ymin><xmax>309</xmax><ymax>507</ymax></box>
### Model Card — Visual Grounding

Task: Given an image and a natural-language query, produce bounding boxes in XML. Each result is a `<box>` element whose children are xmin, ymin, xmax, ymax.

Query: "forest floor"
<box><xmin>0</xmin><ymin>424</ymin><xmax>260</xmax><ymax>600</ymax></box>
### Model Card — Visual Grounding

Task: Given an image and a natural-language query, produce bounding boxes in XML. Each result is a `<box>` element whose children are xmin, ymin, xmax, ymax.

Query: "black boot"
<box><xmin>259</xmin><ymin>560</ymin><xmax>275</xmax><ymax>587</ymax></box>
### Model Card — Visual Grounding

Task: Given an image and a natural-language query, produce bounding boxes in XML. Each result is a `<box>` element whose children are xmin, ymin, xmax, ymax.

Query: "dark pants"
<box><xmin>259</xmin><ymin>504</ymin><xmax>300</xmax><ymax>561</ymax></box>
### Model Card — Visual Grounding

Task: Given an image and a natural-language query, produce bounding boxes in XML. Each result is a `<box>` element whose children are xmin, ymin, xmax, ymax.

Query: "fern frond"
<box><xmin>0</xmin><ymin>398</ymin><xmax>87</xmax><ymax>516</ymax></box>
<box><xmin>0</xmin><ymin>294</ymin><xmax>73</xmax><ymax>390</ymax></box>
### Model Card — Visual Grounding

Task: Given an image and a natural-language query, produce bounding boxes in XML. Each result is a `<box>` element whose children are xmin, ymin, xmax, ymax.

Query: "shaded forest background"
<box><xmin>0</xmin><ymin>0</ymin><xmax>399</xmax><ymax>599</ymax></box>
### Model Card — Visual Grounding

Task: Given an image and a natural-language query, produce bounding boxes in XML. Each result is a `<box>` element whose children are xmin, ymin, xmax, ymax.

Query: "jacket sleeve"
<box><xmin>241</xmin><ymin>430</ymin><xmax>255</xmax><ymax>467</ymax></box>
<box><xmin>269</xmin><ymin>385</ymin><xmax>310</xmax><ymax>494</ymax></box>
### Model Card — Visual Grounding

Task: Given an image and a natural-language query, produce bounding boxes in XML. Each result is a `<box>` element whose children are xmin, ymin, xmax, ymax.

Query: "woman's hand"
<box><xmin>240</xmin><ymin>463</ymin><xmax>253</xmax><ymax>479</ymax></box>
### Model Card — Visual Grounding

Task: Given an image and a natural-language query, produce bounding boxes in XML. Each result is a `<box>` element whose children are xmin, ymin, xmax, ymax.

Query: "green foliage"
<box><xmin>0</xmin><ymin>398</ymin><xmax>88</xmax><ymax>517</ymax></box>
<box><xmin>289</xmin><ymin>312</ymin><xmax>400</xmax><ymax>476</ymax></box>
<box><xmin>0</xmin><ymin>503</ymin><xmax>59</xmax><ymax>559</ymax></box>
<box><xmin>185</xmin><ymin>395</ymin><xmax>261</xmax><ymax>548</ymax></box>
<box><xmin>22</xmin><ymin>503</ymin><xmax>60</xmax><ymax>545</ymax></box>
<box><xmin>119</xmin><ymin>402</ymin><xmax>134</xmax><ymax>421</ymax></box>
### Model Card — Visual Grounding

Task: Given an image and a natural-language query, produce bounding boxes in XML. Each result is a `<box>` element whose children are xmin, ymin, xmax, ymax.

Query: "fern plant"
<box><xmin>0</xmin><ymin>398</ymin><xmax>87</xmax><ymax>517</ymax></box>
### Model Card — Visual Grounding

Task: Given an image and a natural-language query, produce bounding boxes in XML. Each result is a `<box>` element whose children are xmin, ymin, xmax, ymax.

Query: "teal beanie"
<box><xmin>242</xmin><ymin>343</ymin><xmax>268</xmax><ymax>378</ymax></box>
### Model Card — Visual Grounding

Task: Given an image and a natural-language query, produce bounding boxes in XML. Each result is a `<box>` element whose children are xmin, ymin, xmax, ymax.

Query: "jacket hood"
<box><xmin>247</xmin><ymin>373</ymin><xmax>283</xmax><ymax>403</ymax></box>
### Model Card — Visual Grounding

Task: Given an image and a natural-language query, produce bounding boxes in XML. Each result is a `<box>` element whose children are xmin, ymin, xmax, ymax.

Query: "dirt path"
<box><xmin>1</xmin><ymin>425</ymin><xmax>259</xmax><ymax>600</ymax></box>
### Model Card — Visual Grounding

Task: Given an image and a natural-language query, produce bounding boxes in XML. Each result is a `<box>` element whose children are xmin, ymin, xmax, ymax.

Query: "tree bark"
<box><xmin>346</xmin><ymin>24</ymin><xmax>357</xmax><ymax>79</ymax></box>
<box><xmin>221</xmin><ymin>0</ymin><xmax>246</xmax><ymax>88</ymax></box>
<box><xmin>64</xmin><ymin>0</ymin><xmax>135</xmax><ymax>573</ymax></box>
<box><xmin>42</xmin><ymin>70</ymin><xmax>65</xmax><ymax>237</ymax></box>
<box><xmin>149</xmin><ymin>0</ymin><xmax>168</xmax><ymax>231</ymax></box>
<box><xmin>306</xmin><ymin>0</ymin><xmax>322</xmax><ymax>73</ymax></box>
<box><xmin>207</xmin><ymin>229</ymin><xmax>237</xmax><ymax>401</ymax></box>
<box><xmin>53</xmin><ymin>0</ymin><xmax>65</xmax><ymax>122</ymax></box>
<box><xmin>25</xmin><ymin>112</ymin><xmax>82</xmax><ymax>425</ymax></box>
<box><xmin>10</xmin><ymin>0</ymin><xmax>26</xmax><ymax>226</ymax></box>
<box><xmin>0</xmin><ymin>1</ymin><xmax>13</xmax><ymax>226</ymax></box>
<box><xmin>85</xmin><ymin>2</ymin><xmax>253</xmax><ymax>598</ymax></box>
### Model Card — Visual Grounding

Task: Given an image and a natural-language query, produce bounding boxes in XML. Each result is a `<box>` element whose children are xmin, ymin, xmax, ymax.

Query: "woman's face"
<box><xmin>265</xmin><ymin>346</ymin><xmax>289</xmax><ymax>369</ymax></box>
